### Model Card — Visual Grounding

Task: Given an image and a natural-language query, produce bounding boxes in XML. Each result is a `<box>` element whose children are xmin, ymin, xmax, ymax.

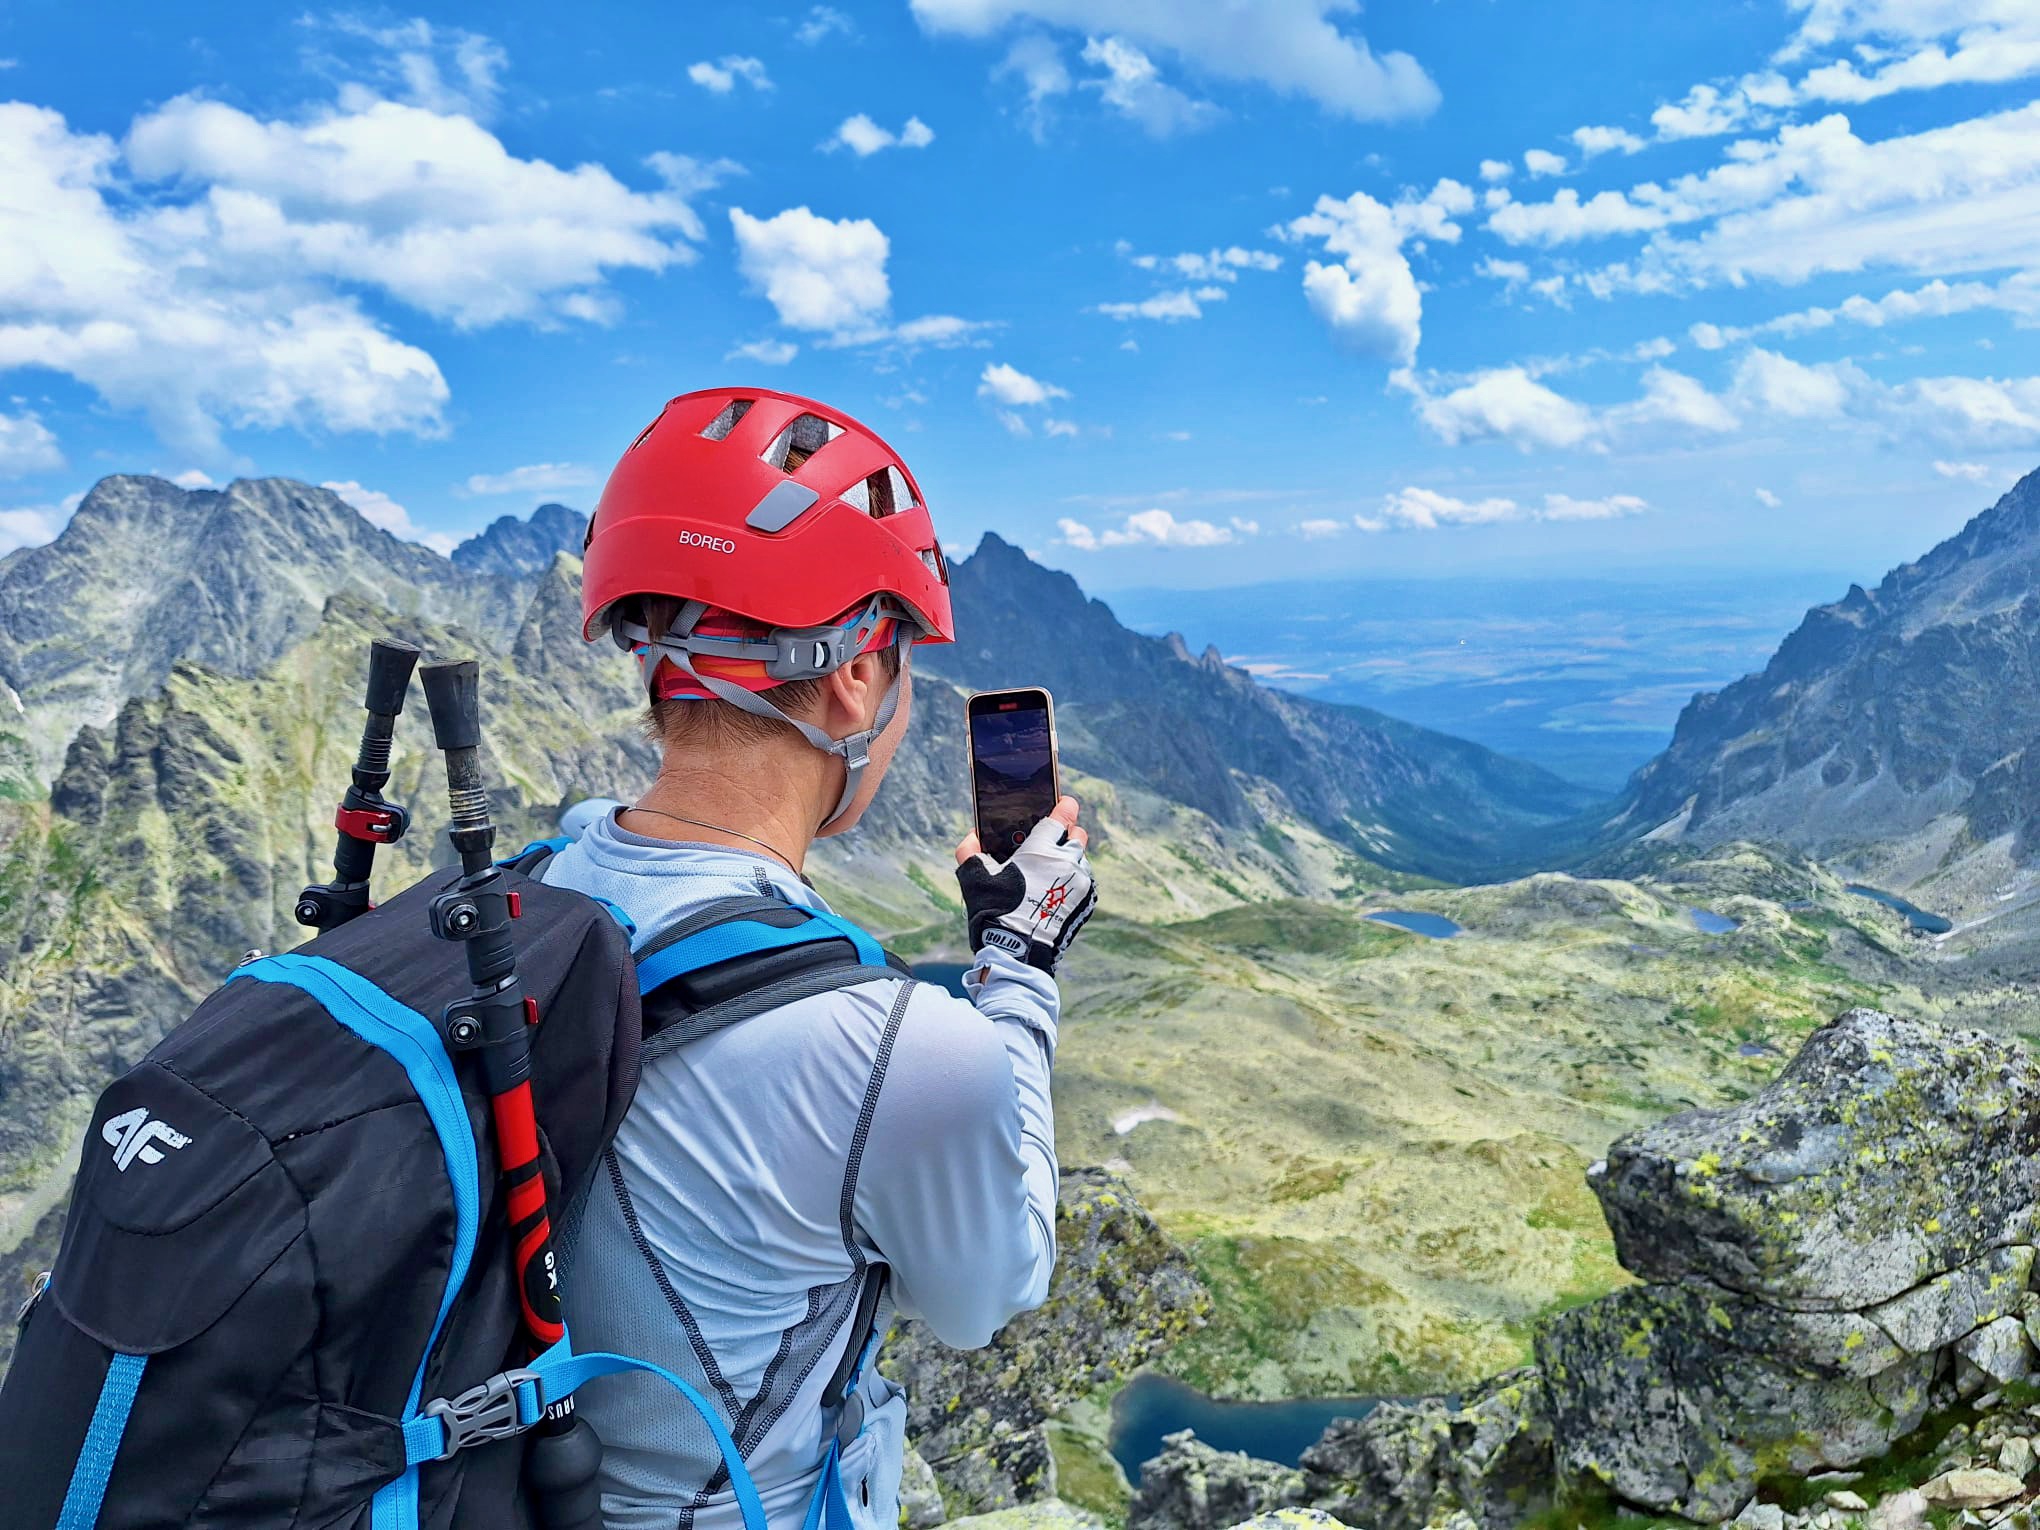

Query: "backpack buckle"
<box><xmin>421</xmin><ymin>1368</ymin><xmax>541</xmax><ymax>1459</ymax></box>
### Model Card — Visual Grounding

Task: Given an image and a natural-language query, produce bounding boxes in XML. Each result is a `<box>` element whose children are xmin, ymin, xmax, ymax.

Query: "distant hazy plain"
<box><xmin>1107</xmin><ymin>573</ymin><xmax>1854</xmax><ymax>791</ymax></box>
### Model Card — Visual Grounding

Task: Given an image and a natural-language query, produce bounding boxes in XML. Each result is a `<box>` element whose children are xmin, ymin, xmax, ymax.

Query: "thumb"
<box><xmin>955</xmin><ymin>830</ymin><xmax>983</xmax><ymax>866</ymax></box>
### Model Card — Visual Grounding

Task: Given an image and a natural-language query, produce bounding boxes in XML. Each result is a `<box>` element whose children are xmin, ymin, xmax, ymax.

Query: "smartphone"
<box><xmin>967</xmin><ymin>688</ymin><xmax>1061</xmax><ymax>858</ymax></box>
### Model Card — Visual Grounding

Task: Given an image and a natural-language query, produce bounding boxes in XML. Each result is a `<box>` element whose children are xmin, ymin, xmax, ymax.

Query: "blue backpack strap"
<box><xmin>55</xmin><ymin>1351</ymin><xmax>147</xmax><ymax>1530</ymax></box>
<box><xmin>632</xmin><ymin>898</ymin><xmax>912</xmax><ymax>1062</ymax></box>
<box><xmin>801</xmin><ymin>1439</ymin><xmax>857</xmax><ymax>1530</ymax></box>
<box><xmin>634</xmin><ymin>902</ymin><xmax>887</xmax><ymax>993</ymax></box>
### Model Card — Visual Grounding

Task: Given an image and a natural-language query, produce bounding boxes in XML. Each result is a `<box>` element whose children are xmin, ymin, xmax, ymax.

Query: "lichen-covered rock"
<box><xmin>1955</xmin><ymin>1316</ymin><xmax>2035</xmax><ymax>1387</ymax></box>
<box><xmin>1129</xmin><ymin>1431</ymin><xmax>1306</xmax><ymax>1530</ymax></box>
<box><xmin>1868</xmin><ymin>1247</ymin><xmax>2034</xmax><ymax>1353</ymax></box>
<box><xmin>1920</xmin><ymin>1468</ymin><xmax>2025</xmax><ymax>1508</ymax></box>
<box><xmin>1302</xmin><ymin>1369</ymin><xmax>1553</xmax><ymax>1530</ymax></box>
<box><xmin>1865</xmin><ymin>1487</ymin><xmax>1927</xmax><ymax>1530</ymax></box>
<box><xmin>1535</xmin><ymin>1009</ymin><xmax>2040</xmax><ymax>1523</ymax></box>
<box><xmin>1539</xmin><ymin>1281</ymin><xmax>1934</xmax><ymax>1522</ymax></box>
<box><xmin>941</xmin><ymin>1499</ymin><xmax>1109</xmax><ymax>1530</ymax></box>
<box><xmin>1220</xmin><ymin>1512</ymin><xmax>1346</xmax><ymax>1530</ymax></box>
<box><xmin>1590</xmin><ymin>1011</ymin><xmax>2040</xmax><ymax>1309</ymax></box>
<box><xmin>899</xmin><ymin>1443</ymin><xmax>946</xmax><ymax>1530</ymax></box>
<box><xmin>885</xmin><ymin>1169</ymin><xmax>1209</xmax><ymax>1516</ymax></box>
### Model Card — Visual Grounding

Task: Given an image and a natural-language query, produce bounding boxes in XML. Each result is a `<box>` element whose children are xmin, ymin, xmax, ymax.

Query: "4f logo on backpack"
<box><xmin>102</xmin><ymin>1106</ymin><xmax>192</xmax><ymax>1171</ymax></box>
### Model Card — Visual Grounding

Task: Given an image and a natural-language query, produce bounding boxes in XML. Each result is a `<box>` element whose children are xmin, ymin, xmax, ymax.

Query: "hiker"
<box><xmin>548</xmin><ymin>388</ymin><xmax>1098</xmax><ymax>1529</ymax></box>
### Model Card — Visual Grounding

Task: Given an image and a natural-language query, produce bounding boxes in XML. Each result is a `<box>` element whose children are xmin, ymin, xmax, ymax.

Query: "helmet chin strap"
<box><xmin>619</xmin><ymin>613</ymin><xmax>910</xmax><ymax>835</ymax></box>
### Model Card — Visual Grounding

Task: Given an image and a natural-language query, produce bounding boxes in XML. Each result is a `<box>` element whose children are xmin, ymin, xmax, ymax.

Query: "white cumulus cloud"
<box><xmin>795</xmin><ymin>6</ymin><xmax>856</xmax><ymax>45</ymax></box>
<box><xmin>827</xmin><ymin>114</ymin><xmax>936</xmax><ymax>156</ymax></box>
<box><xmin>0</xmin><ymin>411</ymin><xmax>63</xmax><ymax>477</ymax></box>
<box><xmin>1125</xmin><ymin>245</ymin><xmax>1283</xmax><ymax>283</ymax></box>
<box><xmin>688</xmin><ymin>56</ymin><xmax>771</xmax><ymax>94</ymax></box>
<box><xmin>1095</xmin><ymin>289</ymin><xmax>1218</xmax><ymax>322</ymax></box>
<box><xmin>460</xmin><ymin>462</ymin><xmax>597</xmax><ymax>497</ymax></box>
<box><xmin>1057</xmin><ymin>508</ymin><xmax>1240</xmax><ymax>549</ymax></box>
<box><xmin>726</xmin><ymin>337</ymin><xmax>800</xmax><ymax>366</ymax></box>
<box><xmin>1404</xmin><ymin>368</ymin><xmax>1598</xmax><ymax>449</ymax></box>
<box><xmin>1572</xmin><ymin>124</ymin><xmax>1646</xmax><ymax>157</ymax></box>
<box><xmin>1356</xmin><ymin>486</ymin><xmax>1648</xmax><ymax>531</ymax></box>
<box><xmin>0</xmin><ymin>100</ymin><xmax>482</xmax><ymax>454</ymax></box>
<box><xmin>1280</xmin><ymin>179</ymin><xmax>1471</xmax><ymax>365</ymax></box>
<box><xmin>909</xmin><ymin>0</ymin><xmax>1439</xmax><ymax>123</ymax></box>
<box><xmin>313</xmin><ymin>16</ymin><xmax>508</xmax><ymax>119</ymax></box>
<box><xmin>1536</xmin><ymin>103</ymin><xmax>2040</xmax><ymax>295</ymax></box>
<box><xmin>730</xmin><ymin>206</ymin><xmax>892</xmax><ymax>333</ymax></box>
<box><xmin>1081</xmin><ymin>36</ymin><xmax>1220</xmax><ymax>137</ymax></box>
<box><xmin>1539</xmin><ymin>492</ymin><xmax>1648</xmax><ymax>521</ymax></box>
<box><xmin>1523</xmin><ymin>148</ymin><xmax>1568</xmax><ymax>177</ymax></box>
<box><xmin>979</xmin><ymin>362</ymin><xmax>1070</xmax><ymax>406</ymax></box>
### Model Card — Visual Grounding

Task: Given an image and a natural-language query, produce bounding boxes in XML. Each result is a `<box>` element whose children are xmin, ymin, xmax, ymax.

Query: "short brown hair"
<box><xmin>622</xmin><ymin>593</ymin><xmax>902</xmax><ymax>750</ymax></box>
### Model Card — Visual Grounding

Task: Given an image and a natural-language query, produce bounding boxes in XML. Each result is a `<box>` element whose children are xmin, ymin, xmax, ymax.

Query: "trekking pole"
<box><xmin>419</xmin><ymin>661</ymin><xmax>605</xmax><ymax>1530</ymax></box>
<box><xmin>296</xmin><ymin>638</ymin><xmax>420</xmax><ymax>931</ymax></box>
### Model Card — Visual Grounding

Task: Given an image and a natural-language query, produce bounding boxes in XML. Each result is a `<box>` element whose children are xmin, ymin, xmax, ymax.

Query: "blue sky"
<box><xmin>1</xmin><ymin>0</ymin><xmax>2036</xmax><ymax>589</ymax></box>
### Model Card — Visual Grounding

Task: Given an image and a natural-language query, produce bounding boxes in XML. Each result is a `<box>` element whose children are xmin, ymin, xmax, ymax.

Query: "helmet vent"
<box><xmin>700</xmin><ymin>399</ymin><xmax>754</xmax><ymax>441</ymax></box>
<box><xmin>761</xmin><ymin>413</ymin><xmax>842</xmax><ymax>473</ymax></box>
<box><xmin>840</xmin><ymin>466</ymin><xmax>917</xmax><ymax>518</ymax></box>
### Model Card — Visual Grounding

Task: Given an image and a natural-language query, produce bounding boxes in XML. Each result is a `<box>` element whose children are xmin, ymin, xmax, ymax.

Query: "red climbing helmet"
<box><xmin>581</xmin><ymin>387</ymin><xmax>954</xmax><ymax>650</ymax></box>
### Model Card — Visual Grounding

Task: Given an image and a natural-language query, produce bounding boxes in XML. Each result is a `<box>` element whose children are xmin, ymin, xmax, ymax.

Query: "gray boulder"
<box><xmin>1221</xmin><ymin>1514</ymin><xmax>1347</xmax><ymax>1530</ymax></box>
<box><xmin>1302</xmin><ymin>1370</ymin><xmax>1553</xmax><ymax>1530</ymax></box>
<box><xmin>1590</xmin><ymin>1010</ymin><xmax>2040</xmax><ymax>1308</ymax></box>
<box><xmin>1868</xmin><ymin>1246</ymin><xmax>2034</xmax><ymax>1353</ymax></box>
<box><xmin>1539</xmin><ymin>1282</ymin><xmax>1934</xmax><ymax>1521</ymax></box>
<box><xmin>1130</xmin><ymin>1431</ymin><xmax>1306</xmax><ymax>1530</ymax></box>
<box><xmin>899</xmin><ymin>1443</ymin><xmax>947</xmax><ymax>1530</ymax></box>
<box><xmin>1540</xmin><ymin>1010</ymin><xmax>2040</xmax><ymax>1521</ymax></box>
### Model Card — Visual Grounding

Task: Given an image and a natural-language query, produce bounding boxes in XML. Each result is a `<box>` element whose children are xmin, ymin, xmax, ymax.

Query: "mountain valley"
<box><xmin>4</xmin><ymin>469</ymin><xmax>2040</xmax><ymax>1436</ymax></box>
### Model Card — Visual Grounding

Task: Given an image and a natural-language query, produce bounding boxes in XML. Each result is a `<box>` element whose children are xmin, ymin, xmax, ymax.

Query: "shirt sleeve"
<box><xmin>851</xmin><ymin>947</ymin><xmax>1061</xmax><ymax>1349</ymax></box>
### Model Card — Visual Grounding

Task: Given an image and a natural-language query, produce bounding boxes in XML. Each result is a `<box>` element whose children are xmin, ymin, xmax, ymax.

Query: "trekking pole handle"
<box><xmin>296</xmin><ymin>638</ymin><xmax>420</xmax><ymax>931</ymax></box>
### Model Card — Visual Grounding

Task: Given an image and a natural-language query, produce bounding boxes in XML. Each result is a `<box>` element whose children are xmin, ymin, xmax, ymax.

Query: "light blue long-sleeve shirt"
<box><xmin>541</xmin><ymin>810</ymin><xmax>1060</xmax><ymax>1530</ymax></box>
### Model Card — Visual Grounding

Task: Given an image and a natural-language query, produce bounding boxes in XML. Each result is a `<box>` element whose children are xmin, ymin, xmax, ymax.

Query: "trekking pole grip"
<box><xmin>421</xmin><ymin>661</ymin><xmax>495</xmax><ymax>874</ymax></box>
<box><xmin>295</xmin><ymin>638</ymin><xmax>420</xmax><ymax>931</ymax></box>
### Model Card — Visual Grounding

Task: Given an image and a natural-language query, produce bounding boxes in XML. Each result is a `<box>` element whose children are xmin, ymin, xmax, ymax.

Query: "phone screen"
<box><xmin>969</xmin><ymin>689</ymin><xmax>1059</xmax><ymax>856</ymax></box>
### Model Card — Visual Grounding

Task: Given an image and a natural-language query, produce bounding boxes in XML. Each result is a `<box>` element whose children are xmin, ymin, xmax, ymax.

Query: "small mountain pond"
<box><xmin>1364</xmin><ymin>910</ymin><xmax>1464</xmax><ymax>939</ymax></box>
<box><xmin>1845</xmin><ymin>884</ymin><xmax>1953</xmax><ymax>935</ymax></box>
<box><xmin>1688</xmin><ymin>908</ymin><xmax>1739</xmax><ymax>934</ymax></box>
<box><xmin>1108</xmin><ymin>1374</ymin><xmax>1384</xmax><ymax>1486</ymax></box>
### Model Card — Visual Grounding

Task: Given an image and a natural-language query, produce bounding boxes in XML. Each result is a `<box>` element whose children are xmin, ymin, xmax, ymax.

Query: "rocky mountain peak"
<box><xmin>1619</xmin><ymin>461</ymin><xmax>2040</xmax><ymax>867</ymax></box>
<box><xmin>0</xmin><ymin>475</ymin><xmax>523</xmax><ymax>778</ymax></box>
<box><xmin>452</xmin><ymin>502</ymin><xmax>590</xmax><ymax>577</ymax></box>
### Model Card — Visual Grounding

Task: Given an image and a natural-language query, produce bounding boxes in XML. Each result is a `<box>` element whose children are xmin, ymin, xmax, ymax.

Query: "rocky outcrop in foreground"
<box><xmin>1545</xmin><ymin>1009</ymin><xmax>2038</xmax><ymax>1520</ymax></box>
<box><xmin>887</xmin><ymin>1168</ymin><xmax>1209</xmax><ymax>1517</ymax></box>
<box><xmin>1133</xmin><ymin>1009</ymin><xmax>2040</xmax><ymax>1530</ymax></box>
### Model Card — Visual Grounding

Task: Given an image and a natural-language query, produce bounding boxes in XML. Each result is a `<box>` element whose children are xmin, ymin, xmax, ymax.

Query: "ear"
<box><xmin>818</xmin><ymin>648</ymin><xmax>894</xmax><ymax>732</ymax></box>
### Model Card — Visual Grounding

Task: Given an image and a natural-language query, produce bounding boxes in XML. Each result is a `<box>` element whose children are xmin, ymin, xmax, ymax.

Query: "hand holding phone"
<box><xmin>967</xmin><ymin>688</ymin><xmax>1060</xmax><ymax>858</ymax></box>
<box><xmin>954</xmin><ymin>794</ymin><xmax>1097</xmax><ymax>973</ymax></box>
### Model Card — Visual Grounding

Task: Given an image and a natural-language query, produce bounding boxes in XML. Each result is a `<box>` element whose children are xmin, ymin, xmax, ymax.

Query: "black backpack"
<box><xmin>0</xmin><ymin>839</ymin><xmax>909</xmax><ymax>1530</ymax></box>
